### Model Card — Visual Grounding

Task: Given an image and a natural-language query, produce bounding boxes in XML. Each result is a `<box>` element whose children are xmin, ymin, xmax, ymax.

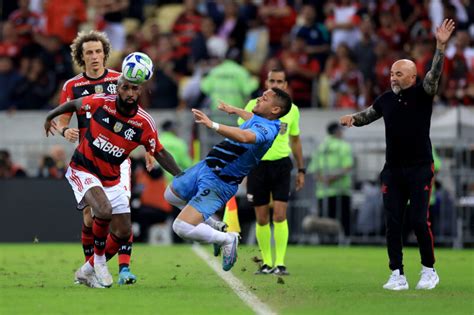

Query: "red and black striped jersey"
<box><xmin>60</xmin><ymin>69</ymin><xmax>121</xmax><ymax>140</ymax></box>
<box><xmin>70</xmin><ymin>93</ymin><xmax>163</xmax><ymax>187</ymax></box>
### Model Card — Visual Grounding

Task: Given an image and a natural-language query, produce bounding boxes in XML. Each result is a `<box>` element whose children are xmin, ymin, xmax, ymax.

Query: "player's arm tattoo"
<box><xmin>423</xmin><ymin>49</ymin><xmax>445</xmax><ymax>95</ymax></box>
<box><xmin>352</xmin><ymin>106</ymin><xmax>382</xmax><ymax>126</ymax></box>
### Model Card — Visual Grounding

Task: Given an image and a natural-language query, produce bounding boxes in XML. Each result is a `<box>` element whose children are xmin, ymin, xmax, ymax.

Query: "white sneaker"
<box><xmin>383</xmin><ymin>269</ymin><xmax>409</xmax><ymax>290</ymax></box>
<box><xmin>416</xmin><ymin>267</ymin><xmax>439</xmax><ymax>290</ymax></box>
<box><xmin>94</xmin><ymin>262</ymin><xmax>113</xmax><ymax>287</ymax></box>
<box><xmin>74</xmin><ymin>268</ymin><xmax>105</xmax><ymax>289</ymax></box>
<box><xmin>222</xmin><ymin>232</ymin><xmax>239</xmax><ymax>271</ymax></box>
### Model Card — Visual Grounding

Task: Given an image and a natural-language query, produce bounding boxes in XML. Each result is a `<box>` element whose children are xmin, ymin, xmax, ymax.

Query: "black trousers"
<box><xmin>380</xmin><ymin>163</ymin><xmax>435</xmax><ymax>271</ymax></box>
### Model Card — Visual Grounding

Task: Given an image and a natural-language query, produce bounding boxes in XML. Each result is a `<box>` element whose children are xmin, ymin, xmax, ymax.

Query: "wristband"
<box><xmin>211</xmin><ymin>122</ymin><xmax>220</xmax><ymax>131</ymax></box>
<box><xmin>61</xmin><ymin>127</ymin><xmax>69</xmax><ymax>137</ymax></box>
<box><xmin>298</xmin><ymin>168</ymin><xmax>306</xmax><ymax>174</ymax></box>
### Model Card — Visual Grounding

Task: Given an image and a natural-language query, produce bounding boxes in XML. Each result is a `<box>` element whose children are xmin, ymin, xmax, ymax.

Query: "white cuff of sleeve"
<box><xmin>211</xmin><ymin>122</ymin><xmax>220</xmax><ymax>131</ymax></box>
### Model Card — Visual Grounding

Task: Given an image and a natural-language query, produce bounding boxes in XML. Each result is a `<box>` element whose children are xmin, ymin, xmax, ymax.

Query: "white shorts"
<box><xmin>66</xmin><ymin>166</ymin><xmax>130</xmax><ymax>215</ymax></box>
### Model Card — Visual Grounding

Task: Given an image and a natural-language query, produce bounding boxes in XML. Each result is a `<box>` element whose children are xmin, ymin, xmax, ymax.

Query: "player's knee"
<box><xmin>172</xmin><ymin>218</ymin><xmax>191</xmax><ymax>239</ymax></box>
<box><xmin>113</xmin><ymin>226</ymin><xmax>131</xmax><ymax>240</ymax></box>
<box><xmin>273</xmin><ymin>212</ymin><xmax>287</xmax><ymax>222</ymax></box>
<box><xmin>164</xmin><ymin>185</ymin><xmax>186</xmax><ymax>209</ymax></box>
<box><xmin>94</xmin><ymin>202</ymin><xmax>113</xmax><ymax>220</ymax></box>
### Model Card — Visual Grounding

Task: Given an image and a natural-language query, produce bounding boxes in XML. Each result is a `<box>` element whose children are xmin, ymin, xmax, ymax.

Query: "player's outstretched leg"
<box><xmin>222</xmin><ymin>232</ymin><xmax>240</xmax><ymax>271</ymax></box>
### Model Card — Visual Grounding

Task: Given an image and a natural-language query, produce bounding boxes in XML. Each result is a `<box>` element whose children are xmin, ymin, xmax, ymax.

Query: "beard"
<box><xmin>117</xmin><ymin>96</ymin><xmax>138</xmax><ymax>117</ymax></box>
<box><xmin>391</xmin><ymin>84</ymin><xmax>401</xmax><ymax>94</ymax></box>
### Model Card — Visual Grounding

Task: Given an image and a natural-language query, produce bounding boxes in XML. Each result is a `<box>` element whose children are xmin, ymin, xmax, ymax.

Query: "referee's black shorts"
<box><xmin>246</xmin><ymin>157</ymin><xmax>293</xmax><ymax>206</ymax></box>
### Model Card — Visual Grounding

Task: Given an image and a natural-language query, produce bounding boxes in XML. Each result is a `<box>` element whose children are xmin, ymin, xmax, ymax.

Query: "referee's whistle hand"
<box><xmin>339</xmin><ymin>115</ymin><xmax>354</xmax><ymax>127</ymax></box>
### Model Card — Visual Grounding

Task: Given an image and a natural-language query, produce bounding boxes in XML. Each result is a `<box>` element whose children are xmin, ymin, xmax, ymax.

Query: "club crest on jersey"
<box><xmin>279</xmin><ymin>122</ymin><xmax>288</xmax><ymax>135</ymax></box>
<box><xmin>95</xmin><ymin>85</ymin><xmax>104</xmax><ymax>94</ymax></box>
<box><xmin>107</xmin><ymin>84</ymin><xmax>117</xmax><ymax>94</ymax></box>
<box><xmin>113</xmin><ymin>122</ymin><xmax>123</xmax><ymax>133</ymax></box>
<box><xmin>124</xmin><ymin>128</ymin><xmax>136</xmax><ymax>140</ymax></box>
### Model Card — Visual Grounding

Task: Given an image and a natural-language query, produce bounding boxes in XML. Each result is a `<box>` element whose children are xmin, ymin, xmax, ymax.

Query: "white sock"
<box><xmin>173</xmin><ymin>219</ymin><xmax>232</xmax><ymax>245</ymax></box>
<box><xmin>205</xmin><ymin>217</ymin><xmax>221</xmax><ymax>230</ymax></box>
<box><xmin>94</xmin><ymin>254</ymin><xmax>106</xmax><ymax>264</ymax></box>
<box><xmin>81</xmin><ymin>261</ymin><xmax>94</xmax><ymax>274</ymax></box>
<box><xmin>422</xmin><ymin>265</ymin><xmax>435</xmax><ymax>272</ymax></box>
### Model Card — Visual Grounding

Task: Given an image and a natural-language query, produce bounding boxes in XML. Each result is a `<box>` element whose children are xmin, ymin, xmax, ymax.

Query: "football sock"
<box><xmin>118</xmin><ymin>233</ymin><xmax>133</xmax><ymax>272</ymax></box>
<box><xmin>92</xmin><ymin>217</ymin><xmax>110</xmax><ymax>257</ymax></box>
<box><xmin>173</xmin><ymin>219</ymin><xmax>232</xmax><ymax>245</ymax></box>
<box><xmin>81</xmin><ymin>223</ymin><xmax>94</xmax><ymax>262</ymax></box>
<box><xmin>274</xmin><ymin>220</ymin><xmax>289</xmax><ymax>267</ymax></box>
<box><xmin>256</xmin><ymin>223</ymin><xmax>273</xmax><ymax>267</ymax></box>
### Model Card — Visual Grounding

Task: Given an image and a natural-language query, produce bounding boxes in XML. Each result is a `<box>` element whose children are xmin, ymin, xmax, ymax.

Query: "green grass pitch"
<box><xmin>0</xmin><ymin>244</ymin><xmax>472</xmax><ymax>315</ymax></box>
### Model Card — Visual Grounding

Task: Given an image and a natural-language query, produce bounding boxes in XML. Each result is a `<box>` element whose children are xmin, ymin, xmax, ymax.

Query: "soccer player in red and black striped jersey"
<box><xmin>44</xmin><ymin>75</ymin><xmax>181</xmax><ymax>287</ymax></box>
<box><xmin>55</xmin><ymin>30</ymin><xmax>133</xmax><ymax>285</ymax></box>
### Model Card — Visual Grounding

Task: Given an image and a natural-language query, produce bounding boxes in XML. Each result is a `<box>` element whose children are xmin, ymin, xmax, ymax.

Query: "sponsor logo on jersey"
<box><xmin>127</xmin><ymin>119</ymin><xmax>143</xmax><ymax>127</ymax></box>
<box><xmin>92</xmin><ymin>135</ymin><xmax>125</xmax><ymax>157</ymax></box>
<box><xmin>103</xmin><ymin>104</ymin><xmax>116</xmax><ymax>115</ymax></box>
<box><xmin>81</xmin><ymin>90</ymin><xmax>90</xmax><ymax>96</ymax></box>
<box><xmin>107</xmin><ymin>84</ymin><xmax>117</xmax><ymax>94</ymax></box>
<box><xmin>74</xmin><ymin>81</ymin><xmax>91</xmax><ymax>87</ymax></box>
<box><xmin>113</xmin><ymin>122</ymin><xmax>123</xmax><ymax>133</ymax></box>
<box><xmin>95</xmin><ymin>85</ymin><xmax>104</xmax><ymax>94</ymax></box>
<box><xmin>102</xmin><ymin>117</ymin><xmax>109</xmax><ymax>124</ymax></box>
<box><xmin>104</xmin><ymin>76</ymin><xmax>118</xmax><ymax>81</ymax></box>
<box><xmin>254</xmin><ymin>123</ymin><xmax>268</xmax><ymax>135</ymax></box>
<box><xmin>148</xmin><ymin>138</ymin><xmax>156</xmax><ymax>153</ymax></box>
<box><xmin>124</xmin><ymin>128</ymin><xmax>136</xmax><ymax>140</ymax></box>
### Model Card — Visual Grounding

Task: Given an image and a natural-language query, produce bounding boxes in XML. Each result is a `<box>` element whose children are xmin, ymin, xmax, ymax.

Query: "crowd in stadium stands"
<box><xmin>0</xmin><ymin>0</ymin><xmax>472</xmax><ymax>112</ymax></box>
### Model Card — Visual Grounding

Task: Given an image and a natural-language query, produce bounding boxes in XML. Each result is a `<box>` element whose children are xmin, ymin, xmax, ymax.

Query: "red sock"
<box><xmin>81</xmin><ymin>224</ymin><xmax>94</xmax><ymax>262</ymax></box>
<box><xmin>92</xmin><ymin>217</ymin><xmax>110</xmax><ymax>256</ymax></box>
<box><xmin>89</xmin><ymin>233</ymin><xmax>128</xmax><ymax>267</ymax></box>
<box><xmin>118</xmin><ymin>232</ymin><xmax>133</xmax><ymax>269</ymax></box>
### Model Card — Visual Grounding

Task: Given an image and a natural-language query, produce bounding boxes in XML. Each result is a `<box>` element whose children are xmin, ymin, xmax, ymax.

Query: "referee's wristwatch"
<box><xmin>297</xmin><ymin>168</ymin><xmax>306</xmax><ymax>174</ymax></box>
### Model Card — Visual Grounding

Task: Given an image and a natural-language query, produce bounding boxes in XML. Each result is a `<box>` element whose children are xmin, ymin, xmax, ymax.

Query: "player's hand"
<box><xmin>339</xmin><ymin>115</ymin><xmax>354</xmax><ymax>127</ymax></box>
<box><xmin>435</xmin><ymin>19</ymin><xmax>455</xmax><ymax>46</ymax></box>
<box><xmin>296</xmin><ymin>172</ymin><xmax>305</xmax><ymax>191</ymax></box>
<box><xmin>44</xmin><ymin>119</ymin><xmax>57</xmax><ymax>137</ymax></box>
<box><xmin>217</xmin><ymin>101</ymin><xmax>236</xmax><ymax>115</ymax></box>
<box><xmin>64</xmin><ymin>128</ymin><xmax>79</xmax><ymax>143</ymax></box>
<box><xmin>191</xmin><ymin>108</ymin><xmax>212</xmax><ymax>128</ymax></box>
<box><xmin>145</xmin><ymin>152</ymin><xmax>156</xmax><ymax>172</ymax></box>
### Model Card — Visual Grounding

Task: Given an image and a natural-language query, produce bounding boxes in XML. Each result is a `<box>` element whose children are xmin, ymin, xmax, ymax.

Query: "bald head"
<box><xmin>390</xmin><ymin>59</ymin><xmax>417</xmax><ymax>94</ymax></box>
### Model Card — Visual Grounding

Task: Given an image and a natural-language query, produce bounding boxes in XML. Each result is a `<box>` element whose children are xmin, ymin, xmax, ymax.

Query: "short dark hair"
<box><xmin>268</xmin><ymin>68</ymin><xmax>287</xmax><ymax>80</ymax></box>
<box><xmin>70</xmin><ymin>30</ymin><xmax>111</xmax><ymax>69</ymax></box>
<box><xmin>327</xmin><ymin>121</ymin><xmax>341</xmax><ymax>135</ymax></box>
<box><xmin>271</xmin><ymin>87</ymin><xmax>292</xmax><ymax>118</ymax></box>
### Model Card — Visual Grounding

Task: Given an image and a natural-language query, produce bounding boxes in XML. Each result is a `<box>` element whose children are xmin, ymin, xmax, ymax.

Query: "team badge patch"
<box><xmin>279</xmin><ymin>122</ymin><xmax>288</xmax><ymax>135</ymax></box>
<box><xmin>95</xmin><ymin>85</ymin><xmax>104</xmax><ymax>94</ymax></box>
<box><xmin>113</xmin><ymin>122</ymin><xmax>123</xmax><ymax>133</ymax></box>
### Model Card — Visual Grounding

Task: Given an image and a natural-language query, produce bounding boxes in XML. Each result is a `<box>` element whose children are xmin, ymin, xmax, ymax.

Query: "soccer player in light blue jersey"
<box><xmin>164</xmin><ymin>88</ymin><xmax>292</xmax><ymax>271</ymax></box>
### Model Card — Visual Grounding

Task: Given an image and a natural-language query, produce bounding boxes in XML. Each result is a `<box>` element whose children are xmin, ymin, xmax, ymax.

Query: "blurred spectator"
<box><xmin>0</xmin><ymin>21</ymin><xmax>21</xmax><ymax>58</ymax></box>
<box><xmin>200</xmin><ymin>50</ymin><xmax>258</xmax><ymax>123</ymax></box>
<box><xmin>91</xmin><ymin>0</ymin><xmax>129</xmax><ymax>51</ymax></box>
<box><xmin>259</xmin><ymin>0</ymin><xmax>296</xmax><ymax>56</ymax></box>
<box><xmin>377</xmin><ymin>10</ymin><xmax>407</xmax><ymax>52</ymax></box>
<box><xmin>158</xmin><ymin>120</ymin><xmax>193</xmax><ymax>183</ymax></box>
<box><xmin>37</xmin><ymin>145</ymin><xmax>67</xmax><ymax>178</ymax></box>
<box><xmin>308</xmin><ymin>122</ymin><xmax>354</xmax><ymax>237</ymax></box>
<box><xmin>132</xmin><ymin>162</ymin><xmax>173</xmax><ymax>243</ymax></box>
<box><xmin>442</xmin><ymin>30</ymin><xmax>474</xmax><ymax>105</ymax></box>
<box><xmin>1</xmin><ymin>1</ymin><xmax>19</xmax><ymax>21</ymax></box>
<box><xmin>242</xmin><ymin>6</ymin><xmax>268</xmax><ymax>75</ymax></box>
<box><xmin>325</xmin><ymin>0</ymin><xmax>362</xmax><ymax>51</ymax></box>
<box><xmin>0</xmin><ymin>150</ymin><xmax>26</xmax><ymax>178</ymax></box>
<box><xmin>329</xmin><ymin>54</ymin><xmax>365</xmax><ymax>109</ymax></box>
<box><xmin>43</xmin><ymin>0</ymin><xmax>87</xmax><ymax>45</ymax></box>
<box><xmin>216</xmin><ymin>1</ymin><xmax>247</xmax><ymax>60</ymax></box>
<box><xmin>172</xmin><ymin>0</ymin><xmax>202</xmax><ymax>59</ymax></box>
<box><xmin>0</xmin><ymin>54</ymin><xmax>22</xmax><ymax>111</ymax></box>
<box><xmin>353</xmin><ymin>16</ymin><xmax>377</xmax><ymax>104</ymax></box>
<box><xmin>411</xmin><ymin>39</ymin><xmax>433</xmax><ymax>80</ymax></box>
<box><xmin>291</xmin><ymin>4</ymin><xmax>330</xmax><ymax>70</ymax></box>
<box><xmin>190</xmin><ymin>16</ymin><xmax>227</xmax><ymax>66</ymax></box>
<box><xmin>280</xmin><ymin>34</ymin><xmax>320</xmax><ymax>108</ymax></box>
<box><xmin>373</xmin><ymin>40</ymin><xmax>397</xmax><ymax>95</ymax></box>
<box><xmin>8</xmin><ymin>0</ymin><xmax>43</xmax><ymax>48</ymax></box>
<box><xmin>12</xmin><ymin>55</ymin><xmax>57</xmax><ymax>109</ymax></box>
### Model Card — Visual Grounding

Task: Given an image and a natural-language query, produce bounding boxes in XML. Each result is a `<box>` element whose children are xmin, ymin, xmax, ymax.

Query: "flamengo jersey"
<box><xmin>60</xmin><ymin>69</ymin><xmax>121</xmax><ymax>140</ymax></box>
<box><xmin>70</xmin><ymin>93</ymin><xmax>163</xmax><ymax>187</ymax></box>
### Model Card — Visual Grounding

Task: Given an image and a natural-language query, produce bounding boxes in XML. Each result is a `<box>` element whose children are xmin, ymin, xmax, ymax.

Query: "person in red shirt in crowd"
<box><xmin>374</xmin><ymin>40</ymin><xmax>397</xmax><ymax>94</ymax></box>
<box><xmin>44</xmin><ymin>75</ymin><xmax>182</xmax><ymax>288</ymax></box>
<box><xmin>0</xmin><ymin>150</ymin><xmax>26</xmax><ymax>178</ymax></box>
<box><xmin>259</xmin><ymin>0</ymin><xmax>296</xmax><ymax>56</ymax></box>
<box><xmin>172</xmin><ymin>0</ymin><xmax>202</xmax><ymax>59</ymax></box>
<box><xmin>377</xmin><ymin>11</ymin><xmax>407</xmax><ymax>52</ymax></box>
<box><xmin>43</xmin><ymin>0</ymin><xmax>87</xmax><ymax>45</ymax></box>
<box><xmin>8</xmin><ymin>0</ymin><xmax>42</xmax><ymax>48</ymax></box>
<box><xmin>280</xmin><ymin>35</ymin><xmax>320</xmax><ymax>108</ymax></box>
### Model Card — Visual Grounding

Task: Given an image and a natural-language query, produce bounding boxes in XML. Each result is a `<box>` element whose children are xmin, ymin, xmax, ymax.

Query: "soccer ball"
<box><xmin>121</xmin><ymin>52</ymin><xmax>154</xmax><ymax>84</ymax></box>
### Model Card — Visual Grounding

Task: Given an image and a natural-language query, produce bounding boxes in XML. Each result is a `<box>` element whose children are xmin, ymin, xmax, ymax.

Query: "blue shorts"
<box><xmin>171</xmin><ymin>161</ymin><xmax>238</xmax><ymax>220</ymax></box>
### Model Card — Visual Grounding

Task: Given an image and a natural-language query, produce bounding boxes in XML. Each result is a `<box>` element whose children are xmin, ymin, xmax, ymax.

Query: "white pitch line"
<box><xmin>192</xmin><ymin>244</ymin><xmax>277</xmax><ymax>315</ymax></box>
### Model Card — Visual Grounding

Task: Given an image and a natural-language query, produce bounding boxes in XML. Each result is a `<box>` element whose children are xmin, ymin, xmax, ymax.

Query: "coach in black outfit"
<box><xmin>340</xmin><ymin>19</ymin><xmax>455</xmax><ymax>291</ymax></box>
